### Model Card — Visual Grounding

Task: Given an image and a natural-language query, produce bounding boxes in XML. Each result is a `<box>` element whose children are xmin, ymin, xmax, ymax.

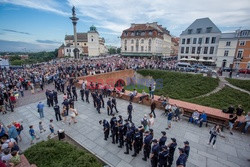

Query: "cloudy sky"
<box><xmin>0</xmin><ymin>0</ymin><xmax>250</xmax><ymax>52</ymax></box>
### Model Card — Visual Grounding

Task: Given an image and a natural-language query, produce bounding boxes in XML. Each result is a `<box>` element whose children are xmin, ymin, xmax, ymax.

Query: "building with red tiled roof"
<box><xmin>121</xmin><ymin>22</ymin><xmax>171</xmax><ymax>57</ymax></box>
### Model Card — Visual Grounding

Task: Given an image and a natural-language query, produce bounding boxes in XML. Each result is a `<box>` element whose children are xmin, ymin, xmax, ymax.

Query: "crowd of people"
<box><xmin>0</xmin><ymin>56</ymin><xmax>249</xmax><ymax>167</ymax></box>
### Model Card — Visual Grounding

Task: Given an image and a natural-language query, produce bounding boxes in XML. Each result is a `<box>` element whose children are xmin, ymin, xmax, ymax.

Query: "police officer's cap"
<box><xmin>152</xmin><ymin>139</ymin><xmax>158</xmax><ymax>143</ymax></box>
<box><xmin>149</xmin><ymin>129</ymin><xmax>153</xmax><ymax>132</ymax></box>
<box><xmin>184</xmin><ymin>141</ymin><xmax>189</xmax><ymax>145</ymax></box>
<box><xmin>161</xmin><ymin>131</ymin><xmax>166</xmax><ymax>135</ymax></box>
<box><xmin>144</xmin><ymin>130</ymin><xmax>149</xmax><ymax>134</ymax></box>
<box><xmin>161</xmin><ymin>145</ymin><xmax>168</xmax><ymax>150</ymax></box>
<box><xmin>135</xmin><ymin>128</ymin><xmax>139</xmax><ymax>132</ymax></box>
<box><xmin>178</xmin><ymin>147</ymin><xmax>184</xmax><ymax>153</ymax></box>
<box><xmin>171</xmin><ymin>138</ymin><xmax>176</xmax><ymax>142</ymax></box>
<box><xmin>119</xmin><ymin>115</ymin><xmax>122</xmax><ymax>118</ymax></box>
<box><xmin>138</xmin><ymin>125</ymin><xmax>143</xmax><ymax>129</ymax></box>
<box><xmin>124</xmin><ymin>119</ymin><xmax>128</xmax><ymax>122</ymax></box>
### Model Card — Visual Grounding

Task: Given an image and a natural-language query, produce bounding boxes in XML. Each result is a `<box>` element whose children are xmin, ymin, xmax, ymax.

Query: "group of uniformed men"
<box><xmin>102</xmin><ymin>115</ymin><xmax>190</xmax><ymax>167</ymax></box>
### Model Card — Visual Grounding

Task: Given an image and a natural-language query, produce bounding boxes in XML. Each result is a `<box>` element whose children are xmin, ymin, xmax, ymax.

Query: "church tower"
<box><xmin>87</xmin><ymin>25</ymin><xmax>100</xmax><ymax>56</ymax></box>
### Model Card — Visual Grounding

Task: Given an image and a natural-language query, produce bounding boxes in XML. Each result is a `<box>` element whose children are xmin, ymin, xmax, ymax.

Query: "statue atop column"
<box><xmin>72</xmin><ymin>6</ymin><xmax>75</xmax><ymax>15</ymax></box>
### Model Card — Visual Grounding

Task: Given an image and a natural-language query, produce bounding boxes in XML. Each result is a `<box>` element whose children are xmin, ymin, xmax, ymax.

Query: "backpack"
<box><xmin>141</xmin><ymin>119</ymin><xmax>148</xmax><ymax>127</ymax></box>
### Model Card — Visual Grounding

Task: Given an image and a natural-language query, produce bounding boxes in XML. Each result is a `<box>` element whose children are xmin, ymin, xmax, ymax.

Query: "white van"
<box><xmin>175</xmin><ymin>62</ymin><xmax>191</xmax><ymax>71</ymax></box>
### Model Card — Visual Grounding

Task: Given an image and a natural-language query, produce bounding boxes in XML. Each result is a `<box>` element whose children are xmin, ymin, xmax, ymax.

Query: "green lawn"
<box><xmin>125</xmin><ymin>84</ymin><xmax>149</xmax><ymax>93</ymax></box>
<box><xmin>188</xmin><ymin>86</ymin><xmax>250</xmax><ymax>112</ymax></box>
<box><xmin>24</xmin><ymin>140</ymin><xmax>102</xmax><ymax>167</ymax></box>
<box><xmin>226</xmin><ymin>78</ymin><xmax>250</xmax><ymax>92</ymax></box>
<box><xmin>136</xmin><ymin>70</ymin><xmax>219</xmax><ymax>99</ymax></box>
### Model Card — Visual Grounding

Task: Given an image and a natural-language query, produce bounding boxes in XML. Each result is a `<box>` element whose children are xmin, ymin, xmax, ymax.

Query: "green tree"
<box><xmin>116</xmin><ymin>47</ymin><xmax>121</xmax><ymax>54</ymax></box>
<box><xmin>11</xmin><ymin>59</ymin><xmax>24</xmax><ymax>66</ymax></box>
<box><xmin>9</xmin><ymin>55</ymin><xmax>21</xmax><ymax>62</ymax></box>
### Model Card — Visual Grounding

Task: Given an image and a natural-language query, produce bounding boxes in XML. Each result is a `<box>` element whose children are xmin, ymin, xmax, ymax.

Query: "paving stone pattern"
<box><xmin>1</xmin><ymin>92</ymin><xmax>250</xmax><ymax>167</ymax></box>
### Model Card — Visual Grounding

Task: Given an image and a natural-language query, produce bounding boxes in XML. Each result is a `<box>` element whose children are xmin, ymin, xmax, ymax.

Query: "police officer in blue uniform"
<box><xmin>118</xmin><ymin>120</ymin><xmax>124</xmax><ymax>148</ymax></box>
<box><xmin>91</xmin><ymin>91</ymin><xmax>97</xmax><ymax>108</ymax></box>
<box><xmin>107</xmin><ymin>98</ymin><xmax>113</xmax><ymax>115</ymax></box>
<box><xmin>127</xmin><ymin>102</ymin><xmax>133</xmax><ymax>123</ymax></box>
<box><xmin>96</xmin><ymin>96</ymin><xmax>101</xmax><ymax>114</ymax></box>
<box><xmin>48</xmin><ymin>91</ymin><xmax>54</xmax><ymax>107</ymax></box>
<box><xmin>66</xmin><ymin>85</ymin><xmax>72</xmax><ymax>98</ymax></box>
<box><xmin>167</xmin><ymin>138</ymin><xmax>177</xmax><ymax>167</ymax></box>
<box><xmin>53</xmin><ymin>90</ymin><xmax>58</xmax><ymax>104</ymax></box>
<box><xmin>85</xmin><ymin>88</ymin><xmax>90</xmax><ymax>103</ymax></box>
<box><xmin>183</xmin><ymin>141</ymin><xmax>190</xmax><ymax>160</ymax></box>
<box><xmin>159</xmin><ymin>131</ymin><xmax>167</xmax><ymax>148</ymax></box>
<box><xmin>176</xmin><ymin>148</ymin><xmax>187</xmax><ymax>167</ymax></box>
<box><xmin>138</xmin><ymin>126</ymin><xmax>144</xmax><ymax>152</ymax></box>
<box><xmin>112</xmin><ymin>97</ymin><xmax>119</xmax><ymax>113</ymax></box>
<box><xmin>142</xmin><ymin>131</ymin><xmax>153</xmax><ymax>161</ymax></box>
<box><xmin>99</xmin><ymin>93</ymin><xmax>105</xmax><ymax>108</ymax></box>
<box><xmin>158</xmin><ymin>145</ymin><xmax>169</xmax><ymax>167</ymax></box>
<box><xmin>53</xmin><ymin>103</ymin><xmax>62</xmax><ymax>121</ymax></box>
<box><xmin>131</xmin><ymin>128</ymin><xmax>141</xmax><ymax>157</ymax></box>
<box><xmin>112</xmin><ymin>120</ymin><xmax>119</xmax><ymax>144</ymax></box>
<box><xmin>80</xmin><ymin>88</ymin><xmax>85</xmax><ymax>101</ymax></box>
<box><xmin>72</xmin><ymin>85</ymin><xmax>77</xmax><ymax>101</ymax></box>
<box><xmin>150</xmin><ymin>139</ymin><xmax>160</xmax><ymax>167</ymax></box>
<box><xmin>103</xmin><ymin>119</ymin><xmax>110</xmax><ymax>140</ymax></box>
<box><xmin>110</xmin><ymin>115</ymin><xmax>117</xmax><ymax>137</ymax></box>
<box><xmin>123</xmin><ymin>119</ymin><xmax>130</xmax><ymax>136</ymax></box>
<box><xmin>124</xmin><ymin>127</ymin><xmax>133</xmax><ymax>154</ymax></box>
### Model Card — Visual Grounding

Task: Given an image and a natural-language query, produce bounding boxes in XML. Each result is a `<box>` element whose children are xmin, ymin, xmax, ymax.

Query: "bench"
<box><xmin>119</xmin><ymin>90</ymin><xmax>244</xmax><ymax>131</ymax></box>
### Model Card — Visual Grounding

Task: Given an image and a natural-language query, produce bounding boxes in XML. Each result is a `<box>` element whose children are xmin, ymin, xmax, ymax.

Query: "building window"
<box><xmin>136</xmin><ymin>39</ymin><xmax>139</xmax><ymax>52</ymax></box>
<box><xmin>205</xmin><ymin>37</ymin><xmax>210</xmax><ymax>44</ymax></box>
<box><xmin>224</xmin><ymin>50</ymin><xmax>229</xmax><ymax>56</ymax></box>
<box><xmin>141</xmin><ymin>31</ymin><xmax>145</xmax><ymax>36</ymax></box>
<box><xmin>239</xmin><ymin>41</ymin><xmax>245</xmax><ymax>46</ymax></box>
<box><xmin>135</xmin><ymin>31</ymin><xmax>140</xmax><ymax>36</ymax></box>
<box><xmin>203</xmin><ymin>57</ymin><xmax>208</xmax><ymax>60</ymax></box>
<box><xmin>141</xmin><ymin>39</ymin><xmax>144</xmax><ymax>44</ymax></box>
<box><xmin>196</xmin><ymin>28</ymin><xmax>202</xmax><ymax>34</ymax></box>
<box><xmin>191</xmin><ymin>47</ymin><xmax>196</xmax><ymax>54</ymax></box>
<box><xmin>211</xmin><ymin>37</ymin><xmax>216</xmax><ymax>44</ymax></box>
<box><xmin>91</xmin><ymin>39</ymin><xmax>94</xmax><ymax>42</ymax></box>
<box><xmin>187</xmin><ymin>38</ymin><xmax>190</xmax><ymax>44</ymax></box>
<box><xmin>148</xmin><ymin>39</ymin><xmax>152</xmax><ymax>45</ymax></box>
<box><xmin>240</xmin><ymin>31</ymin><xmax>249</xmax><ymax>37</ymax></box>
<box><xmin>206</xmin><ymin>27</ymin><xmax>212</xmax><ymax>33</ymax></box>
<box><xmin>193</xmin><ymin>38</ymin><xmax>197</xmax><ymax>44</ymax></box>
<box><xmin>141</xmin><ymin>46</ymin><xmax>144</xmax><ymax>52</ymax></box>
<box><xmin>188</xmin><ymin>29</ymin><xmax>192</xmax><ymax>34</ymax></box>
<box><xmin>209</xmin><ymin>47</ymin><xmax>214</xmax><ymax>54</ymax></box>
<box><xmin>226</xmin><ymin>41</ymin><xmax>231</xmax><ymax>46</ymax></box>
<box><xmin>131</xmin><ymin>39</ymin><xmax>134</xmax><ymax>44</ymax></box>
<box><xmin>198</xmin><ymin>38</ymin><xmax>202</xmax><ymax>44</ymax></box>
<box><xmin>131</xmin><ymin>46</ymin><xmax>134</xmax><ymax>51</ymax></box>
<box><xmin>237</xmin><ymin>50</ymin><xmax>243</xmax><ymax>58</ymax></box>
<box><xmin>131</xmin><ymin>32</ymin><xmax>135</xmax><ymax>36</ymax></box>
<box><xmin>124</xmin><ymin>32</ymin><xmax>128</xmax><ymax>36</ymax></box>
<box><xmin>77</xmin><ymin>43</ymin><xmax>79</xmax><ymax>45</ymax></box>
<box><xmin>247</xmin><ymin>62</ymin><xmax>250</xmax><ymax>69</ymax></box>
<box><xmin>125</xmin><ymin>46</ymin><xmax>127</xmax><ymax>51</ymax></box>
<box><xmin>84</xmin><ymin>43</ymin><xmax>86</xmax><ymax>46</ymax></box>
<box><xmin>148</xmin><ymin>46</ymin><xmax>151</xmax><ymax>52</ymax></box>
<box><xmin>149</xmin><ymin>31</ymin><xmax>152</xmax><ymax>35</ymax></box>
<box><xmin>185</xmin><ymin>47</ymin><xmax>189</xmax><ymax>54</ymax></box>
<box><xmin>204</xmin><ymin>47</ymin><xmax>208</xmax><ymax>54</ymax></box>
<box><xmin>197</xmin><ymin>47</ymin><xmax>201</xmax><ymax>54</ymax></box>
<box><xmin>182</xmin><ymin>38</ymin><xmax>185</xmax><ymax>44</ymax></box>
<box><xmin>181</xmin><ymin>47</ymin><xmax>184</xmax><ymax>53</ymax></box>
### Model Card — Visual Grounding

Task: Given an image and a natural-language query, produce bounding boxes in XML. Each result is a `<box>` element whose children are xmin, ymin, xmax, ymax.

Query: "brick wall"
<box><xmin>76</xmin><ymin>69</ymin><xmax>135</xmax><ymax>87</ymax></box>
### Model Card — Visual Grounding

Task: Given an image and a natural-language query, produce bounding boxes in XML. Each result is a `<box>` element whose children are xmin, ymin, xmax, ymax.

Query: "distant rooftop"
<box><xmin>181</xmin><ymin>17</ymin><xmax>221</xmax><ymax>35</ymax></box>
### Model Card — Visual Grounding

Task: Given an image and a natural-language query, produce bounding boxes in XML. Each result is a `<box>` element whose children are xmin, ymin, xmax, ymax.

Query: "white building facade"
<box><xmin>178</xmin><ymin>18</ymin><xmax>221</xmax><ymax>62</ymax></box>
<box><xmin>216</xmin><ymin>32</ymin><xmax>237</xmax><ymax>68</ymax></box>
<box><xmin>121</xmin><ymin>22</ymin><xmax>171</xmax><ymax>57</ymax></box>
<box><xmin>62</xmin><ymin>26</ymin><xmax>107</xmax><ymax>57</ymax></box>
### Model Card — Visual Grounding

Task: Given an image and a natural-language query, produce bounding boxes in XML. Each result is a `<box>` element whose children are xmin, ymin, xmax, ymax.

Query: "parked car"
<box><xmin>239</xmin><ymin>69</ymin><xmax>250</xmax><ymax>74</ymax></box>
<box><xmin>176</xmin><ymin>62</ymin><xmax>191</xmax><ymax>71</ymax></box>
<box><xmin>185</xmin><ymin>66</ymin><xmax>196</xmax><ymax>72</ymax></box>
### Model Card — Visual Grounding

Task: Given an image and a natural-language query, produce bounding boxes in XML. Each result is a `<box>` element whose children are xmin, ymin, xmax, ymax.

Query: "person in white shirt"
<box><xmin>148</xmin><ymin>114</ymin><xmax>155</xmax><ymax>128</ymax></box>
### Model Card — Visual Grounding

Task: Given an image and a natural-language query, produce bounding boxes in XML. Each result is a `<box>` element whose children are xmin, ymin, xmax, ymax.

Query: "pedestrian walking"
<box><xmin>29</xmin><ymin>125</ymin><xmax>39</xmax><ymax>145</ymax></box>
<box><xmin>69</xmin><ymin>105</ymin><xmax>78</xmax><ymax>125</ymax></box>
<box><xmin>48</xmin><ymin>119</ymin><xmax>56</xmax><ymax>138</ymax></box>
<box><xmin>37</xmin><ymin>101</ymin><xmax>44</xmax><ymax>118</ymax></box>
<box><xmin>107</xmin><ymin>98</ymin><xmax>113</xmax><ymax>115</ymax></box>
<box><xmin>80</xmin><ymin>88</ymin><xmax>85</xmax><ymax>101</ymax></box>
<box><xmin>148</xmin><ymin>114</ymin><xmax>155</xmax><ymax>128</ymax></box>
<box><xmin>150</xmin><ymin>100</ymin><xmax>156</xmax><ymax>118</ymax></box>
<box><xmin>39</xmin><ymin>121</ymin><xmax>46</xmax><ymax>133</ymax></box>
<box><xmin>208</xmin><ymin>124</ymin><xmax>221</xmax><ymax>148</ymax></box>
<box><xmin>127</xmin><ymin>102</ymin><xmax>133</xmax><ymax>123</ymax></box>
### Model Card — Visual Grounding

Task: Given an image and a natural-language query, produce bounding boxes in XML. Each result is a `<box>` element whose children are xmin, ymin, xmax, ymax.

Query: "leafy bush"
<box><xmin>188</xmin><ymin>86</ymin><xmax>250</xmax><ymax>111</ymax></box>
<box><xmin>24</xmin><ymin>140</ymin><xmax>102</xmax><ymax>167</ymax></box>
<box><xmin>226</xmin><ymin>78</ymin><xmax>250</xmax><ymax>92</ymax></box>
<box><xmin>136</xmin><ymin>70</ymin><xmax>219</xmax><ymax>99</ymax></box>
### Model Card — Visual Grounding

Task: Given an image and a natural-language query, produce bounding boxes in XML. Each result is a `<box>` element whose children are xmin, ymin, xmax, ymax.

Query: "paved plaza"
<box><xmin>1</xmin><ymin>92</ymin><xmax>250</xmax><ymax>167</ymax></box>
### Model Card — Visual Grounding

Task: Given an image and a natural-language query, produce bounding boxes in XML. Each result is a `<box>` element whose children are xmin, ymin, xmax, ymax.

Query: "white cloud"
<box><xmin>0</xmin><ymin>0</ymin><xmax>70</xmax><ymax>16</ymax></box>
<box><xmin>68</xmin><ymin>0</ymin><xmax>250</xmax><ymax>35</ymax></box>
